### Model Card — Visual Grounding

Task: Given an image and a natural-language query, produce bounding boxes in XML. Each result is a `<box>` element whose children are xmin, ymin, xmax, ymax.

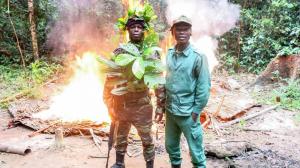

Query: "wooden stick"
<box><xmin>89</xmin><ymin>128</ymin><xmax>102</xmax><ymax>152</ymax></box>
<box><xmin>213</xmin><ymin>96</ymin><xmax>225</xmax><ymax>116</ymax></box>
<box><xmin>28</xmin><ymin>122</ymin><xmax>58</xmax><ymax>137</ymax></box>
<box><xmin>220</xmin><ymin>105</ymin><xmax>279</xmax><ymax>128</ymax></box>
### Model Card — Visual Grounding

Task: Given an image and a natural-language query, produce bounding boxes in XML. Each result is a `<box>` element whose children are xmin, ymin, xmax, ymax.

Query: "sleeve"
<box><xmin>154</xmin><ymin>84</ymin><xmax>166</xmax><ymax>114</ymax></box>
<box><xmin>103</xmin><ymin>75</ymin><xmax>114</xmax><ymax>111</ymax></box>
<box><xmin>193</xmin><ymin>53</ymin><xmax>211</xmax><ymax>115</ymax></box>
<box><xmin>152</xmin><ymin>51</ymin><xmax>166</xmax><ymax>114</ymax></box>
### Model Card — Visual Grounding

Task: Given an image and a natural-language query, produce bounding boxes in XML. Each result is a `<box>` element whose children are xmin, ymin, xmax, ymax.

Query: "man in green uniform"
<box><xmin>157</xmin><ymin>15</ymin><xmax>211</xmax><ymax>168</ymax></box>
<box><xmin>103</xmin><ymin>14</ymin><xmax>165</xmax><ymax>168</ymax></box>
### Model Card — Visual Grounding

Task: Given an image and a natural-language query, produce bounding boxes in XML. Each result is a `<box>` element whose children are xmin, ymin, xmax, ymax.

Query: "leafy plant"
<box><xmin>112</xmin><ymin>43</ymin><xmax>165</xmax><ymax>89</ymax></box>
<box><xmin>220</xmin><ymin>0</ymin><xmax>300</xmax><ymax>73</ymax></box>
<box><xmin>273</xmin><ymin>79</ymin><xmax>300</xmax><ymax>110</ymax></box>
<box><xmin>30</xmin><ymin>60</ymin><xmax>61</xmax><ymax>85</ymax></box>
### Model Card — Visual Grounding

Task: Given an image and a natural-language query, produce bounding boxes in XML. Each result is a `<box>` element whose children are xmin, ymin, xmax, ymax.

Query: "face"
<box><xmin>128</xmin><ymin>23</ymin><xmax>144</xmax><ymax>43</ymax></box>
<box><xmin>172</xmin><ymin>23</ymin><xmax>192</xmax><ymax>45</ymax></box>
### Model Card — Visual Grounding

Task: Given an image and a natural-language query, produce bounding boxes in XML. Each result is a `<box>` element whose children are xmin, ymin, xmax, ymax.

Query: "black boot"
<box><xmin>146</xmin><ymin>160</ymin><xmax>154</xmax><ymax>168</ymax></box>
<box><xmin>171</xmin><ymin>164</ymin><xmax>181</xmax><ymax>168</ymax></box>
<box><xmin>111</xmin><ymin>152</ymin><xmax>125</xmax><ymax>168</ymax></box>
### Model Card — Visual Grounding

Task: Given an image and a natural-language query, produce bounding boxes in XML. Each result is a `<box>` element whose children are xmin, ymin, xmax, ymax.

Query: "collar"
<box><xmin>172</xmin><ymin>43</ymin><xmax>192</xmax><ymax>57</ymax></box>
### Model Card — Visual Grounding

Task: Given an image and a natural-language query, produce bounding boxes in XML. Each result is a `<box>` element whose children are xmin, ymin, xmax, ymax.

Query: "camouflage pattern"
<box><xmin>103</xmin><ymin>42</ymin><xmax>165</xmax><ymax>161</ymax></box>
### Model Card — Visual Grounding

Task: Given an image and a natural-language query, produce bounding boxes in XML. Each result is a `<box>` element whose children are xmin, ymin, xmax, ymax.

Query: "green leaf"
<box><xmin>144</xmin><ymin>60</ymin><xmax>165</xmax><ymax>72</ymax></box>
<box><xmin>128</xmin><ymin>8</ymin><xmax>135</xmax><ymax>17</ymax></box>
<box><xmin>143</xmin><ymin>47</ymin><xmax>162</xmax><ymax>58</ymax></box>
<box><xmin>144</xmin><ymin>30</ymin><xmax>159</xmax><ymax>47</ymax></box>
<box><xmin>132</xmin><ymin>57</ymin><xmax>145</xmax><ymax>79</ymax></box>
<box><xmin>114</xmin><ymin>54</ymin><xmax>136</xmax><ymax>66</ymax></box>
<box><xmin>120</xmin><ymin>43</ymin><xmax>140</xmax><ymax>56</ymax></box>
<box><xmin>144</xmin><ymin>73</ymin><xmax>165</xmax><ymax>89</ymax></box>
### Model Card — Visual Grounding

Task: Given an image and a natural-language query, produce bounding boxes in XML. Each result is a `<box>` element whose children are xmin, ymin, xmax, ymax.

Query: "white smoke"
<box><xmin>166</xmin><ymin>0</ymin><xmax>240</xmax><ymax>73</ymax></box>
<box><xmin>46</xmin><ymin>0</ymin><xmax>123</xmax><ymax>56</ymax></box>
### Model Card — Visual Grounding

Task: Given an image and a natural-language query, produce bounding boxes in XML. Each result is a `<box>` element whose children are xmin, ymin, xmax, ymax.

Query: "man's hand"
<box><xmin>155</xmin><ymin>113</ymin><xmax>163</xmax><ymax>123</ymax></box>
<box><xmin>192</xmin><ymin>112</ymin><xmax>199</xmax><ymax>123</ymax></box>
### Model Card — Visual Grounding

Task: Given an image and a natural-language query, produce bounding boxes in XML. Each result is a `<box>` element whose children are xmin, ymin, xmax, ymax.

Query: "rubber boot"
<box><xmin>146</xmin><ymin>160</ymin><xmax>154</xmax><ymax>168</ymax></box>
<box><xmin>111</xmin><ymin>152</ymin><xmax>125</xmax><ymax>168</ymax></box>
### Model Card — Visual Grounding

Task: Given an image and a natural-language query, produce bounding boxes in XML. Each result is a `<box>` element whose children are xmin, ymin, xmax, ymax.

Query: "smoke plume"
<box><xmin>46</xmin><ymin>0</ymin><xmax>123</xmax><ymax>57</ymax></box>
<box><xmin>166</xmin><ymin>0</ymin><xmax>240</xmax><ymax>72</ymax></box>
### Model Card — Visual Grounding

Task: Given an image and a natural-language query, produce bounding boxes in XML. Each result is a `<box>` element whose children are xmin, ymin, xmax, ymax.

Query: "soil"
<box><xmin>1</xmin><ymin>75</ymin><xmax>300</xmax><ymax>168</ymax></box>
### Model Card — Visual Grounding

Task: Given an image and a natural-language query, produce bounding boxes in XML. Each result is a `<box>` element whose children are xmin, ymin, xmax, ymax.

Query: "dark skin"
<box><xmin>155</xmin><ymin>22</ymin><xmax>198</xmax><ymax>123</ymax></box>
<box><xmin>127</xmin><ymin>23</ymin><xmax>144</xmax><ymax>43</ymax></box>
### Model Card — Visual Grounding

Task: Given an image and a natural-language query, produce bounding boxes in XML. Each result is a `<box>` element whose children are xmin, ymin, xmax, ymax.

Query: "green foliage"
<box><xmin>116</xmin><ymin>3</ymin><xmax>157</xmax><ymax>31</ymax></box>
<box><xmin>0</xmin><ymin>61</ymin><xmax>61</xmax><ymax>101</ymax></box>
<box><xmin>30</xmin><ymin>60</ymin><xmax>62</xmax><ymax>84</ymax></box>
<box><xmin>220</xmin><ymin>0</ymin><xmax>300</xmax><ymax>73</ymax></box>
<box><xmin>253</xmin><ymin>79</ymin><xmax>300</xmax><ymax>111</ymax></box>
<box><xmin>238</xmin><ymin>119</ymin><xmax>246</xmax><ymax>128</ymax></box>
<box><xmin>273</xmin><ymin>80</ymin><xmax>300</xmax><ymax>110</ymax></box>
<box><xmin>112</xmin><ymin>43</ymin><xmax>165</xmax><ymax>88</ymax></box>
<box><xmin>0</xmin><ymin>0</ymin><xmax>57</xmax><ymax>65</ymax></box>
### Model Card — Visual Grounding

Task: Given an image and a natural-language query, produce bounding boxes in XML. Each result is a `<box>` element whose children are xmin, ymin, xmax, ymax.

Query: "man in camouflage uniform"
<box><xmin>103</xmin><ymin>16</ymin><xmax>165</xmax><ymax>168</ymax></box>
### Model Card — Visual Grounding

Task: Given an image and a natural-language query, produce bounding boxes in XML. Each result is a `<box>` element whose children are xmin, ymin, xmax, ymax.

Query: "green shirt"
<box><xmin>165</xmin><ymin>44</ymin><xmax>211</xmax><ymax>116</ymax></box>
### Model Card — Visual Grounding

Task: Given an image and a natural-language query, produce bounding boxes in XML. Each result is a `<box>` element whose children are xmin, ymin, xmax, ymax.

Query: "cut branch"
<box><xmin>220</xmin><ymin>105</ymin><xmax>279</xmax><ymax>128</ymax></box>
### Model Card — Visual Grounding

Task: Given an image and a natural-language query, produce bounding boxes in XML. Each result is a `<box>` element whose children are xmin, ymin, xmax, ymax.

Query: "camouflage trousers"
<box><xmin>115</xmin><ymin>103</ymin><xmax>155</xmax><ymax>161</ymax></box>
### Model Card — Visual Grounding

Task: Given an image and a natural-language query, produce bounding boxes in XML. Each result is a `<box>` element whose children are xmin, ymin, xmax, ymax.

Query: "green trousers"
<box><xmin>165</xmin><ymin>111</ymin><xmax>206</xmax><ymax>168</ymax></box>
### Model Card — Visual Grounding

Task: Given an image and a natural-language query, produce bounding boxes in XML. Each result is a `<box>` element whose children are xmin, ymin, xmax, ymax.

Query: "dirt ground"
<box><xmin>1</xmin><ymin>74</ymin><xmax>300</xmax><ymax>168</ymax></box>
<box><xmin>1</xmin><ymin>105</ymin><xmax>300</xmax><ymax>168</ymax></box>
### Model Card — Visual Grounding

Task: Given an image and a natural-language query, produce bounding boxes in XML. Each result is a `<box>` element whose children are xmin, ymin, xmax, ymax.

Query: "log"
<box><xmin>220</xmin><ymin>105</ymin><xmax>279</xmax><ymax>128</ymax></box>
<box><xmin>0</xmin><ymin>143</ymin><xmax>31</xmax><ymax>155</ymax></box>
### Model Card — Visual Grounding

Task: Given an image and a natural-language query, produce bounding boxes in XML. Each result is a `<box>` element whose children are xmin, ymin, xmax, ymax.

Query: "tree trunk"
<box><xmin>28</xmin><ymin>0</ymin><xmax>39</xmax><ymax>60</ymax></box>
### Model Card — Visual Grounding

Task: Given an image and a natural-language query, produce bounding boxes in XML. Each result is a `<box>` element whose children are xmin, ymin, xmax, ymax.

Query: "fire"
<box><xmin>33</xmin><ymin>52</ymin><xmax>110</xmax><ymax>123</ymax></box>
<box><xmin>160</xmin><ymin>31</ymin><xmax>175</xmax><ymax>65</ymax></box>
<box><xmin>121</xmin><ymin>0</ymin><xmax>144</xmax><ymax>9</ymax></box>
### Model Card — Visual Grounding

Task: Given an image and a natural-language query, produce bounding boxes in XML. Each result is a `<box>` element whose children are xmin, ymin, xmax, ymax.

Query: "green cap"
<box><xmin>171</xmin><ymin>15</ymin><xmax>192</xmax><ymax>28</ymax></box>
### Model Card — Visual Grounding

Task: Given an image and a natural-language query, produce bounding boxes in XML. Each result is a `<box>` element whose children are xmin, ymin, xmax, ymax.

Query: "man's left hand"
<box><xmin>192</xmin><ymin>112</ymin><xmax>199</xmax><ymax>122</ymax></box>
<box><xmin>155</xmin><ymin>113</ymin><xmax>163</xmax><ymax>123</ymax></box>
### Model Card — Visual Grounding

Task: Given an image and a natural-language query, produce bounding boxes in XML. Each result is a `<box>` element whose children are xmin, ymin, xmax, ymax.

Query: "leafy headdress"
<box><xmin>98</xmin><ymin>3</ymin><xmax>165</xmax><ymax>94</ymax></box>
<box><xmin>116</xmin><ymin>3</ymin><xmax>157</xmax><ymax>32</ymax></box>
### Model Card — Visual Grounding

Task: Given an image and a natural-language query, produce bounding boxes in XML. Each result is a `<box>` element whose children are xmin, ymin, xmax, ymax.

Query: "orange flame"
<box><xmin>160</xmin><ymin>31</ymin><xmax>175</xmax><ymax>65</ymax></box>
<box><xmin>122</xmin><ymin>0</ymin><xmax>144</xmax><ymax>10</ymax></box>
<box><xmin>33</xmin><ymin>52</ymin><xmax>110</xmax><ymax>123</ymax></box>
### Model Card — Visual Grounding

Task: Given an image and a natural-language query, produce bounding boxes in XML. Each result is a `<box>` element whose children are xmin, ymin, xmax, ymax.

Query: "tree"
<box><xmin>28</xmin><ymin>0</ymin><xmax>39</xmax><ymax>60</ymax></box>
